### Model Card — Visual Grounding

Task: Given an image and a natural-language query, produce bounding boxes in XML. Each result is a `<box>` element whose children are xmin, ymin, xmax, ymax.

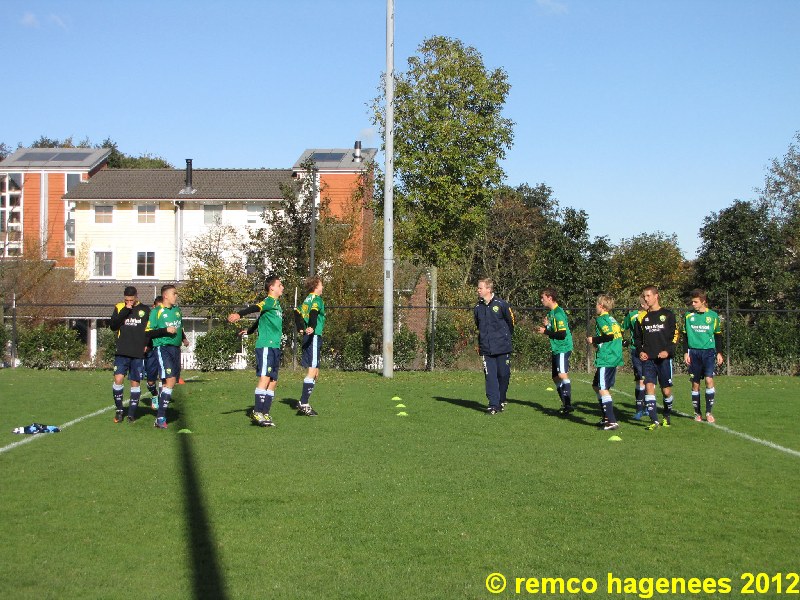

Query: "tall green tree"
<box><xmin>608</xmin><ymin>232</ymin><xmax>688</xmax><ymax>306</ymax></box>
<box><xmin>372</xmin><ymin>35</ymin><xmax>514</xmax><ymax>267</ymax></box>
<box><xmin>695</xmin><ymin>200</ymin><xmax>787</xmax><ymax>308</ymax></box>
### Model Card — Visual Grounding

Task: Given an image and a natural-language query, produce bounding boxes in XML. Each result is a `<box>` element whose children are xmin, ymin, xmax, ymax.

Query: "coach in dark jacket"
<box><xmin>474</xmin><ymin>278</ymin><xmax>515</xmax><ymax>414</ymax></box>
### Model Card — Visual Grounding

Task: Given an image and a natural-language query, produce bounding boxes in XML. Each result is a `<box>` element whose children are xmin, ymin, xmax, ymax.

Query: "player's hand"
<box><xmin>716</xmin><ymin>353</ymin><xmax>724</xmax><ymax>366</ymax></box>
<box><xmin>227</xmin><ymin>313</ymin><xmax>240</xmax><ymax>323</ymax></box>
<box><xmin>536</xmin><ymin>326</ymin><xmax>545</xmax><ymax>335</ymax></box>
<box><xmin>639</xmin><ymin>352</ymin><xmax>649</xmax><ymax>361</ymax></box>
<box><xmin>182</xmin><ymin>338</ymin><xmax>190</xmax><ymax>347</ymax></box>
<box><xmin>586</xmin><ymin>336</ymin><xmax>593</xmax><ymax>344</ymax></box>
<box><xmin>166</xmin><ymin>326</ymin><xmax>177</xmax><ymax>334</ymax></box>
<box><xmin>305</xmin><ymin>327</ymin><xmax>313</xmax><ymax>335</ymax></box>
<box><xmin>657</xmin><ymin>351</ymin><xmax>668</xmax><ymax>359</ymax></box>
<box><xmin>684</xmin><ymin>352</ymin><xmax>691</xmax><ymax>365</ymax></box>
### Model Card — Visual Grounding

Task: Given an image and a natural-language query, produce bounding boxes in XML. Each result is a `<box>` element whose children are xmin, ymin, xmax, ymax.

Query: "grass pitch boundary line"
<box><xmin>577</xmin><ymin>379</ymin><xmax>800</xmax><ymax>459</ymax></box>
<box><xmin>0</xmin><ymin>406</ymin><xmax>113</xmax><ymax>455</ymax></box>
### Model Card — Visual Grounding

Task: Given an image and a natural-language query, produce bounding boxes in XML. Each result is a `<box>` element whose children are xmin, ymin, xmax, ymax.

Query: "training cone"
<box><xmin>391</xmin><ymin>396</ymin><xmax>402</xmax><ymax>401</ymax></box>
<box><xmin>178</xmin><ymin>377</ymin><xmax>186</xmax><ymax>385</ymax></box>
<box><xmin>608</xmin><ymin>435</ymin><xmax>622</xmax><ymax>442</ymax></box>
<box><xmin>546</xmin><ymin>387</ymin><xmax>554</xmax><ymax>391</ymax></box>
<box><xmin>396</xmin><ymin>411</ymin><xmax>408</xmax><ymax>417</ymax></box>
<box><xmin>395</xmin><ymin>403</ymin><xmax>406</xmax><ymax>408</ymax></box>
<box><xmin>177</xmin><ymin>429</ymin><xmax>193</xmax><ymax>434</ymax></box>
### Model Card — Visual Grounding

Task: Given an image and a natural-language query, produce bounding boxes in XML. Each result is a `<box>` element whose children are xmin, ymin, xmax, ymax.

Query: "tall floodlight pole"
<box><xmin>382</xmin><ymin>0</ymin><xmax>395</xmax><ymax>377</ymax></box>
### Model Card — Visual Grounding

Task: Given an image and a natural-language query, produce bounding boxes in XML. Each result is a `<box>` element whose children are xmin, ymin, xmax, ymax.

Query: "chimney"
<box><xmin>180</xmin><ymin>159</ymin><xmax>195</xmax><ymax>194</ymax></box>
<box><xmin>353</xmin><ymin>140</ymin><xmax>362</xmax><ymax>163</ymax></box>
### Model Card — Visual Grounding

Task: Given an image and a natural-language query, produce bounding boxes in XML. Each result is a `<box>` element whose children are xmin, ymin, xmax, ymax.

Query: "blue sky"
<box><xmin>3</xmin><ymin>0</ymin><xmax>799</xmax><ymax>258</ymax></box>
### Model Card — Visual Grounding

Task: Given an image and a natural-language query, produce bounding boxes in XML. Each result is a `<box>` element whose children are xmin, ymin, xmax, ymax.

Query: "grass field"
<box><xmin>1</xmin><ymin>368</ymin><xmax>798</xmax><ymax>599</ymax></box>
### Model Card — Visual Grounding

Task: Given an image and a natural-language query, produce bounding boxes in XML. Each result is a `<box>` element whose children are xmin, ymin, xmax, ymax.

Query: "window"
<box><xmin>65</xmin><ymin>201</ymin><xmax>76</xmax><ymax>256</ymax></box>
<box><xmin>204</xmin><ymin>204</ymin><xmax>223</xmax><ymax>225</ymax></box>
<box><xmin>137</xmin><ymin>204</ymin><xmax>156</xmax><ymax>224</ymax></box>
<box><xmin>95</xmin><ymin>205</ymin><xmax>113</xmax><ymax>223</ymax></box>
<box><xmin>93</xmin><ymin>251</ymin><xmax>113</xmax><ymax>277</ymax></box>
<box><xmin>246</xmin><ymin>205</ymin><xmax>265</xmax><ymax>224</ymax></box>
<box><xmin>1</xmin><ymin>173</ymin><xmax>23</xmax><ymax>257</ymax></box>
<box><xmin>66</xmin><ymin>173</ymin><xmax>82</xmax><ymax>192</ymax></box>
<box><xmin>136</xmin><ymin>251</ymin><xmax>155</xmax><ymax>277</ymax></box>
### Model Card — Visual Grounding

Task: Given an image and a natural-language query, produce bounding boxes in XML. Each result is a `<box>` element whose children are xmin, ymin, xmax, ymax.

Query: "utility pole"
<box><xmin>382</xmin><ymin>0</ymin><xmax>395</xmax><ymax>377</ymax></box>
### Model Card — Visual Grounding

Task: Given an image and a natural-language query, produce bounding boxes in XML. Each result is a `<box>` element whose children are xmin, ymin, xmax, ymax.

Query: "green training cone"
<box><xmin>608</xmin><ymin>435</ymin><xmax>622</xmax><ymax>442</ymax></box>
<box><xmin>178</xmin><ymin>429</ymin><xmax>193</xmax><ymax>434</ymax></box>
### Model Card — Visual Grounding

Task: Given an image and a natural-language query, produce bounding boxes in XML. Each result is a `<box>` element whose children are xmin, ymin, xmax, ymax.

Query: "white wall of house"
<box><xmin>75</xmin><ymin>200</ymin><xmax>272</xmax><ymax>281</ymax></box>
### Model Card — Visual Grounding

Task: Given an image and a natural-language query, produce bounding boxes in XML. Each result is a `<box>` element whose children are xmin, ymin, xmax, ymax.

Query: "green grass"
<box><xmin>0</xmin><ymin>368</ymin><xmax>798</xmax><ymax>599</ymax></box>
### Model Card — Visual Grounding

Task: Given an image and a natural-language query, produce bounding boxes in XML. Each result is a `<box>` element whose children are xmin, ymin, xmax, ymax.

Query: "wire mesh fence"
<box><xmin>2</xmin><ymin>301</ymin><xmax>799</xmax><ymax>375</ymax></box>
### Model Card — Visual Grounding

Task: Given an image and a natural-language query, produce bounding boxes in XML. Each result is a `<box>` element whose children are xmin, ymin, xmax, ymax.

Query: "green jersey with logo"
<box><xmin>594</xmin><ymin>312</ymin><xmax>624</xmax><ymax>367</ymax></box>
<box><xmin>684</xmin><ymin>309</ymin><xmax>721</xmax><ymax>350</ymax></box>
<box><xmin>299</xmin><ymin>293</ymin><xmax>325</xmax><ymax>335</ymax></box>
<box><xmin>621</xmin><ymin>309</ymin><xmax>645</xmax><ymax>350</ymax></box>
<box><xmin>256</xmin><ymin>295</ymin><xmax>283</xmax><ymax>349</ymax></box>
<box><xmin>546</xmin><ymin>304</ymin><xmax>573</xmax><ymax>353</ymax></box>
<box><xmin>147</xmin><ymin>305</ymin><xmax>183</xmax><ymax>347</ymax></box>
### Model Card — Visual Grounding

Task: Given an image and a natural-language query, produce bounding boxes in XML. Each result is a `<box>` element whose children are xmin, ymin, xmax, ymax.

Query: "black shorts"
<box><xmin>301</xmin><ymin>334</ymin><xmax>322</xmax><ymax>369</ymax></box>
<box><xmin>551</xmin><ymin>351</ymin><xmax>571</xmax><ymax>378</ymax></box>
<box><xmin>113</xmin><ymin>356</ymin><xmax>144</xmax><ymax>381</ymax></box>
<box><xmin>255</xmin><ymin>347</ymin><xmax>281</xmax><ymax>380</ymax></box>
<box><xmin>154</xmin><ymin>345</ymin><xmax>181</xmax><ymax>380</ymax></box>
<box><xmin>642</xmin><ymin>357</ymin><xmax>673</xmax><ymax>388</ymax></box>
<box><xmin>592</xmin><ymin>366</ymin><xmax>617</xmax><ymax>391</ymax></box>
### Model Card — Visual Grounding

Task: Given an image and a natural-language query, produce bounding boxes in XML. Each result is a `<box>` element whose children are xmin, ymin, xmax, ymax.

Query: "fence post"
<box><xmin>586</xmin><ymin>294</ymin><xmax>592</xmax><ymax>373</ymax></box>
<box><xmin>726</xmin><ymin>290</ymin><xmax>731</xmax><ymax>376</ymax></box>
<box><xmin>11</xmin><ymin>291</ymin><xmax>17</xmax><ymax>368</ymax></box>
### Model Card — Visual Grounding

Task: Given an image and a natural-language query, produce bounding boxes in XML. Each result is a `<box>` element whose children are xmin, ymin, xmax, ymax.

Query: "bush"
<box><xmin>342</xmin><ymin>331</ymin><xmax>371</xmax><ymax>371</ymax></box>
<box><xmin>393</xmin><ymin>326</ymin><xmax>419</xmax><ymax>371</ymax></box>
<box><xmin>0</xmin><ymin>323</ymin><xmax>9</xmax><ymax>364</ymax></box>
<box><xmin>98</xmin><ymin>327</ymin><xmax>117</xmax><ymax>369</ymax></box>
<box><xmin>17</xmin><ymin>323</ymin><xmax>84</xmax><ymax>369</ymax></box>
<box><xmin>194</xmin><ymin>324</ymin><xmax>242</xmax><ymax>371</ymax></box>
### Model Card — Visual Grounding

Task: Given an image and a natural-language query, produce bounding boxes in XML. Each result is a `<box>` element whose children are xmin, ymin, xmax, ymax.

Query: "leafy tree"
<box><xmin>180</xmin><ymin>222</ymin><xmax>256</xmax><ymax>319</ymax></box>
<box><xmin>761</xmin><ymin>131</ymin><xmax>800</xmax><ymax>304</ymax></box>
<box><xmin>694</xmin><ymin>200</ymin><xmax>787</xmax><ymax>308</ymax></box>
<box><xmin>608</xmin><ymin>232</ymin><xmax>688</xmax><ymax>306</ymax></box>
<box><xmin>371</xmin><ymin>35</ymin><xmax>514</xmax><ymax>268</ymax></box>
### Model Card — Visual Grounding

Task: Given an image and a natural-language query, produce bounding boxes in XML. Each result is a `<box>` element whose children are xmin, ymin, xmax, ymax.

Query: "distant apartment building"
<box><xmin>0</xmin><ymin>147</ymin><xmax>111</xmax><ymax>265</ymax></box>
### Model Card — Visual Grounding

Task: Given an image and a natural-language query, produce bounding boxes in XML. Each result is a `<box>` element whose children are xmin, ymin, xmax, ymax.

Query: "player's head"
<box><xmin>123</xmin><ymin>286</ymin><xmax>137</xmax><ymax>307</ymax></box>
<box><xmin>690</xmin><ymin>288</ymin><xmax>708</xmax><ymax>310</ymax></box>
<box><xmin>265</xmin><ymin>274</ymin><xmax>284</xmax><ymax>297</ymax></box>
<box><xmin>642</xmin><ymin>285</ymin><xmax>659</xmax><ymax>309</ymax></box>
<box><xmin>476</xmin><ymin>278</ymin><xmax>494</xmax><ymax>301</ymax></box>
<box><xmin>639</xmin><ymin>293</ymin><xmax>647</xmax><ymax>309</ymax></box>
<box><xmin>153</xmin><ymin>295</ymin><xmax>163</xmax><ymax>307</ymax></box>
<box><xmin>541</xmin><ymin>287</ymin><xmax>558</xmax><ymax>308</ymax></box>
<box><xmin>160</xmin><ymin>284</ymin><xmax>177</xmax><ymax>307</ymax></box>
<box><xmin>596</xmin><ymin>294</ymin><xmax>614</xmax><ymax>313</ymax></box>
<box><xmin>304</xmin><ymin>275</ymin><xmax>323</xmax><ymax>296</ymax></box>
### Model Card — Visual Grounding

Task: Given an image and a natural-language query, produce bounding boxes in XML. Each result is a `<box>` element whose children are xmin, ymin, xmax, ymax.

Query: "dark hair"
<box><xmin>264</xmin><ymin>274</ymin><xmax>280</xmax><ymax>291</ymax></box>
<box><xmin>153</xmin><ymin>295</ymin><xmax>163</xmax><ymax>306</ymax></box>
<box><xmin>123</xmin><ymin>286</ymin><xmax>137</xmax><ymax>297</ymax></box>
<box><xmin>642</xmin><ymin>285</ymin><xmax>659</xmax><ymax>295</ymax></box>
<box><xmin>161</xmin><ymin>284</ymin><xmax>176</xmax><ymax>294</ymax></box>
<box><xmin>541</xmin><ymin>287</ymin><xmax>558</xmax><ymax>302</ymax></box>
<box><xmin>304</xmin><ymin>275</ymin><xmax>322</xmax><ymax>296</ymax></box>
<box><xmin>690</xmin><ymin>288</ymin><xmax>708</xmax><ymax>303</ymax></box>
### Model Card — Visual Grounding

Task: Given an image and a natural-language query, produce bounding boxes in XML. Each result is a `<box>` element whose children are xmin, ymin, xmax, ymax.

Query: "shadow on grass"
<box><xmin>507</xmin><ymin>399</ymin><xmax>601</xmax><ymax>427</ymax></box>
<box><xmin>433</xmin><ymin>396</ymin><xmax>487</xmax><ymax>412</ymax></box>
<box><xmin>178</xmin><ymin>424</ymin><xmax>229</xmax><ymax>600</ymax></box>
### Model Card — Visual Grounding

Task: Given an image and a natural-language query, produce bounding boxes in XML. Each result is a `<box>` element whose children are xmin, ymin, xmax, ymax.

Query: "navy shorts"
<box><xmin>592</xmin><ymin>366</ymin><xmax>617</xmax><ymax>391</ymax></box>
<box><xmin>688</xmin><ymin>348</ymin><xmax>717</xmax><ymax>382</ymax></box>
<box><xmin>630</xmin><ymin>348</ymin><xmax>644</xmax><ymax>381</ymax></box>
<box><xmin>300</xmin><ymin>334</ymin><xmax>322</xmax><ymax>369</ymax></box>
<box><xmin>255</xmin><ymin>347</ymin><xmax>281</xmax><ymax>380</ymax></box>
<box><xmin>154</xmin><ymin>345</ymin><xmax>181</xmax><ymax>380</ymax></box>
<box><xmin>642</xmin><ymin>357</ymin><xmax>673</xmax><ymax>388</ymax></box>
<box><xmin>551</xmin><ymin>351</ymin><xmax>571</xmax><ymax>378</ymax></box>
<box><xmin>144</xmin><ymin>350</ymin><xmax>160</xmax><ymax>382</ymax></box>
<box><xmin>113</xmin><ymin>356</ymin><xmax>144</xmax><ymax>381</ymax></box>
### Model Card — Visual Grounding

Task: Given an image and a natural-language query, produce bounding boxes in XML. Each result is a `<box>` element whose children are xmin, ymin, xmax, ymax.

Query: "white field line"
<box><xmin>577</xmin><ymin>379</ymin><xmax>800</xmax><ymax>459</ymax></box>
<box><xmin>0</xmin><ymin>406</ymin><xmax>113</xmax><ymax>455</ymax></box>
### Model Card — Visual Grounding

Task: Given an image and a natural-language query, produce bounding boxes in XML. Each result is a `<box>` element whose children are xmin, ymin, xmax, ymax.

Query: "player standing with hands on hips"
<box><xmin>635</xmin><ymin>285</ymin><xmax>679</xmax><ymax>430</ymax></box>
<box><xmin>474</xmin><ymin>278</ymin><xmax>515</xmax><ymax>415</ymax></box>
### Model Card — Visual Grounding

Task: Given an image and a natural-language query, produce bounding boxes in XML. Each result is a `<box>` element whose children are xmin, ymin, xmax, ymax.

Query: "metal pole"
<box><xmin>726</xmin><ymin>290</ymin><xmax>731</xmax><ymax>375</ymax></box>
<box><xmin>382</xmin><ymin>0</ymin><xmax>395</xmax><ymax>378</ymax></box>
